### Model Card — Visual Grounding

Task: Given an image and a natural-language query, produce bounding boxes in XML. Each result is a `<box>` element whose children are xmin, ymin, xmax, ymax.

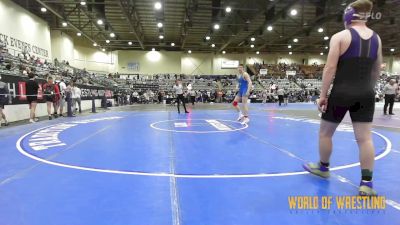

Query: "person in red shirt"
<box><xmin>43</xmin><ymin>76</ymin><xmax>60</xmax><ymax>120</ymax></box>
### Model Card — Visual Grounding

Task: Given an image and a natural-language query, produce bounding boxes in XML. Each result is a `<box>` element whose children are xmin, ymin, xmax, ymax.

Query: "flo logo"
<box><xmin>359</xmin><ymin>11</ymin><xmax>383</xmax><ymax>20</ymax></box>
<box><xmin>370</xmin><ymin>12</ymin><xmax>383</xmax><ymax>20</ymax></box>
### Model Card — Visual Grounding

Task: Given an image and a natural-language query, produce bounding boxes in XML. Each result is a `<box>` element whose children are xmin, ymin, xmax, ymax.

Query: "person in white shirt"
<box><xmin>383</xmin><ymin>79</ymin><xmax>398</xmax><ymax>115</ymax></box>
<box><xmin>58</xmin><ymin>79</ymin><xmax>67</xmax><ymax>116</ymax></box>
<box><xmin>72</xmin><ymin>85</ymin><xmax>82</xmax><ymax>114</ymax></box>
<box><xmin>187</xmin><ymin>83</ymin><xmax>196</xmax><ymax>105</ymax></box>
<box><xmin>173</xmin><ymin>80</ymin><xmax>188</xmax><ymax>114</ymax></box>
<box><xmin>276</xmin><ymin>87</ymin><xmax>285</xmax><ymax>106</ymax></box>
<box><xmin>132</xmin><ymin>91</ymin><xmax>139</xmax><ymax>103</ymax></box>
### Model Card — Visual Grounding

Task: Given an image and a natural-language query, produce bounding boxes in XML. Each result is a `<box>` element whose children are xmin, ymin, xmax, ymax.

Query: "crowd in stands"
<box><xmin>252</xmin><ymin>62</ymin><xmax>324</xmax><ymax>79</ymax></box>
<box><xmin>0</xmin><ymin>40</ymin><xmax>118</xmax><ymax>89</ymax></box>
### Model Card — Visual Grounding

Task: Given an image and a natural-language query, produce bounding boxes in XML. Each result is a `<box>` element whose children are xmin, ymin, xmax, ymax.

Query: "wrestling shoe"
<box><xmin>241</xmin><ymin>117</ymin><xmax>250</xmax><ymax>125</ymax></box>
<box><xmin>359</xmin><ymin>181</ymin><xmax>377</xmax><ymax>196</ymax></box>
<box><xmin>237</xmin><ymin>112</ymin><xmax>244</xmax><ymax>121</ymax></box>
<box><xmin>303</xmin><ymin>162</ymin><xmax>330</xmax><ymax>178</ymax></box>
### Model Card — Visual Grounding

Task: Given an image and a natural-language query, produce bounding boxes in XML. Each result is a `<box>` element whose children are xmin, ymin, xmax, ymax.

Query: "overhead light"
<box><xmin>250</xmin><ymin>37</ymin><xmax>255</xmax><ymax>42</ymax></box>
<box><xmin>77</xmin><ymin>32</ymin><xmax>82</xmax><ymax>36</ymax></box>
<box><xmin>205</xmin><ymin>36</ymin><xmax>211</xmax><ymax>40</ymax></box>
<box><xmin>128</xmin><ymin>41</ymin><xmax>132</xmax><ymax>45</ymax></box>
<box><xmin>391</xmin><ymin>48</ymin><xmax>395</xmax><ymax>52</ymax></box>
<box><xmin>225</xmin><ymin>7</ymin><xmax>232</xmax><ymax>13</ymax></box>
<box><xmin>213</xmin><ymin>24</ymin><xmax>220</xmax><ymax>30</ymax></box>
<box><xmin>318</xmin><ymin>28</ymin><xmax>324</xmax><ymax>33</ymax></box>
<box><xmin>325</xmin><ymin>46</ymin><xmax>329</xmax><ymax>49</ymax></box>
<box><xmin>250</xmin><ymin>44</ymin><xmax>255</xmax><ymax>48</ymax></box>
<box><xmin>157</xmin><ymin>22</ymin><xmax>163</xmax><ymax>28</ymax></box>
<box><xmin>102</xmin><ymin>48</ymin><xmax>106</xmax><ymax>52</ymax></box>
<box><xmin>293</xmin><ymin>38</ymin><xmax>298</xmax><ymax>43</ymax></box>
<box><xmin>188</xmin><ymin>50</ymin><xmax>192</xmax><ymax>54</ymax></box>
<box><xmin>289</xmin><ymin>52</ymin><xmax>293</xmax><ymax>55</ymax></box>
<box><xmin>97</xmin><ymin>19</ymin><xmax>103</xmax><ymax>25</ymax></box>
<box><xmin>256</xmin><ymin>51</ymin><xmax>260</xmax><ymax>55</ymax></box>
<box><xmin>110</xmin><ymin>33</ymin><xmax>116</xmax><ymax>38</ymax></box>
<box><xmin>288</xmin><ymin>45</ymin><xmax>292</xmax><ymax>49</ymax></box>
<box><xmin>62</xmin><ymin>22</ymin><xmax>68</xmax><ymax>27</ymax></box>
<box><xmin>93</xmin><ymin>43</ymin><xmax>97</xmax><ymax>47</ymax></box>
<box><xmin>171</xmin><ymin>43</ymin><xmax>175</xmax><ymax>46</ymax></box>
<box><xmin>159</xmin><ymin>35</ymin><xmax>164</xmax><ymax>39</ymax></box>
<box><xmin>324</xmin><ymin>36</ymin><xmax>329</xmax><ymax>40</ymax></box>
<box><xmin>320</xmin><ymin>52</ymin><xmax>324</xmax><ymax>56</ymax></box>
<box><xmin>267</xmin><ymin>25</ymin><xmax>273</xmax><ymax>31</ymax></box>
<box><xmin>211</xmin><ymin>43</ymin><xmax>215</xmax><ymax>48</ymax></box>
<box><xmin>290</xmin><ymin>9</ymin><xmax>298</xmax><ymax>16</ymax></box>
<box><xmin>80</xmin><ymin>1</ymin><xmax>86</xmax><ymax>6</ymax></box>
<box><xmin>105</xmin><ymin>40</ymin><xmax>110</xmax><ymax>43</ymax></box>
<box><xmin>222</xmin><ymin>50</ymin><xmax>226</xmax><ymax>54</ymax></box>
<box><xmin>152</xmin><ymin>48</ymin><xmax>156</xmax><ymax>51</ymax></box>
<box><xmin>40</xmin><ymin>7</ymin><xmax>47</xmax><ymax>12</ymax></box>
<box><xmin>154</xmin><ymin>2</ymin><xmax>162</xmax><ymax>10</ymax></box>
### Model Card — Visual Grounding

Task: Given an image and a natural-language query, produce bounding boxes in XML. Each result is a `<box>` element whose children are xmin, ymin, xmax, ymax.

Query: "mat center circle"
<box><xmin>150</xmin><ymin>119</ymin><xmax>248</xmax><ymax>133</ymax></box>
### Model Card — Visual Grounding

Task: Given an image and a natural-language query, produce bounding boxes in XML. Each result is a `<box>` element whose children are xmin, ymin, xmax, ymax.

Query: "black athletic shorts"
<box><xmin>45</xmin><ymin>95</ymin><xmax>55</xmax><ymax>102</ymax></box>
<box><xmin>0</xmin><ymin>98</ymin><xmax>6</xmax><ymax>109</ymax></box>
<box><xmin>27</xmin><ymin>96</ymin><xmax>38</xmax><ymax>104</ymax></box>
<box><xmin>321</xmin><ymin>95</ymin><xmax>375</xmax><ymax>123</ymax></box>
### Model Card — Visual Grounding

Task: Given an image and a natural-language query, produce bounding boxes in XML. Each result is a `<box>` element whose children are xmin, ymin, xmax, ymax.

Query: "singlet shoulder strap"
<box><xmin>348</xmin><ymin>28</ymin><xmax>359</xmax><ymax>38</ymax></box>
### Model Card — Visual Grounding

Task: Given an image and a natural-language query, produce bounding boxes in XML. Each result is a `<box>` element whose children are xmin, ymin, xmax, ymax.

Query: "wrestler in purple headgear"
<box><xmin>343</xmin><ymin>3</ymin><xmax>372</xmax><ymax>29</ymax></box>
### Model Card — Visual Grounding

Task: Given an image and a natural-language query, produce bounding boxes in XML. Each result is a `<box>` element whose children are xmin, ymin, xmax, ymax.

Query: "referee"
<box><xmin>173</xmin><ymin>80</ymin><xmax>189</xmax><ymax>114</ymax></box>
<box><xmin>383</xmin><ymin>79</ymin><xmax>398</xmax><ymax>115</ymax></box>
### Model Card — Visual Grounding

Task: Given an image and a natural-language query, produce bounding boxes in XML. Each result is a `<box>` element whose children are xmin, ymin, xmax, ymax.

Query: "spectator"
<box><xmin>72</xmin><ymin>84</ymin><xmax>82</xmax><ymax>114</ymax></box>
<box><xmin>26</xmin><ymin>72</ymin><xmax>39</xmax><ymax>123</ymax></box>
<box><xmin>283</xmin><ymin>89</ymin><xmax>289</xmax><ymax>106</ymax></box>
<box><xmin>0</xmin><ymin>75</ymin><xmax>9</xmax><ymax>126</ymax></box>
<box><xmin>43</xmin><ymin>76</ymin><xmax>60</xmax><ymax>120</ymax></box>
<box><xmin>58</xmin><ymin>79</ymin><xmax>67</xmax><ymax>116</ymax></box>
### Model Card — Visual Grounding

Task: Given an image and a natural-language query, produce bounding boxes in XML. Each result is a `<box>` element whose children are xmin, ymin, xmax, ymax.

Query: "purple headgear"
<box><xmin>343</xmin><ymin>5</ymin><xmax>371</xmax><ymax>29</ymax></box>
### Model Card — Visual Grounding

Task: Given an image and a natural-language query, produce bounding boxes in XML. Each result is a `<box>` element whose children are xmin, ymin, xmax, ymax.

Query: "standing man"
<box><xmin>383</xmin><ymin>79</ymin><xmax>397</xmax><ymax>115</ymax></box>
<box><xmin>173</xmin><ymin>80</ymin><xmax>189</xmax><ymax>114</ymax></box>
<box><xmin>232</xmin><ymin>64</ymin><xmax>252</xmax><ymax>124</ymax></box>
<box><xmin>72</xmin><ymin>83</ymin><xmax>82</xmax><ymax>114</ymax></box>
<box><xmin>303</xmin><ymin>0</ymin><xmax>382</xmax><ymax>196</ymax></box>
<box><xmin>0</xmin><ymin>75</ymin><xmax>9</xmax><ymax>126</ymax></box>
<box><xmin>283</xmin><ymin>89</ymin><xmax>289</xmax><ymax>106</ymax></box>
<box><xmin>26</xmin><ymin>72</ymin><xmax>39</xmax><ymax>123</ymax></box>
<box><xmin>58</xmin><ymin>79</ymin><xmax>67</xmax><ymax>116</ymax></box>
<box><xmin>43</xmin><ymin>76</ymin><xmax>60</xmax><ymax>120</ymax></box>
<box><xmin>277</xmin><ymin>86</ymin><xmax>284</xmax><ymax>106</ymax></box>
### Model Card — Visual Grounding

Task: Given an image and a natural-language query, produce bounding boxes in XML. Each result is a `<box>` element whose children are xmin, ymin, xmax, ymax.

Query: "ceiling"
<box><xmin>12</xmin><ymin>0</ymin><xmax>400</xmax><ymax>55</ymax></box>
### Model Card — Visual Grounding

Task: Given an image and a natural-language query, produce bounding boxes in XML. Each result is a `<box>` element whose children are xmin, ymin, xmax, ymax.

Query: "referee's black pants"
<box><xmin>278</xmin><ymin>95</ymin><xmax>284</xmax><ymax>106</ymax></box>
<box><xmin>176</xmin><ymin>94</ymin><xmax>188</xmax><ymax>113</ymax></box>
<box><xmin>384</xmin><ymin>94</ymin><xmax>395</xmax><ymax>114</ymax></box>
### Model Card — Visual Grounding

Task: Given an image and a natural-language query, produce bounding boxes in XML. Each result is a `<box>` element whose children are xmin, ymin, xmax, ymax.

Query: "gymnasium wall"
<box><xmin>391</xmin><ymin>57</ymin><xmax>400</xmax><ymax>74</ymax></box>
<box><xmin>0</xmin><ymin>0</ymin><xmax>51</xmax><ymax>59</ymax></box>
<box><xmin>73</xmin><ymin>46</ymin><xmax>117</xmax><ymax>73</ymax></box>
<box><xmin>51</xmin><ymin>30</ymin><xmax>74</xmax><ymax>63</ymax></box>
<box><xmin>181</xmin><ymin>53</ymin><xmax>213</xmax><ymax>75</ymax></box>
<box><xmin>117</xmin><ymin>50</ymin><xmax>181</xmax><ymax>74</ymax></box>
